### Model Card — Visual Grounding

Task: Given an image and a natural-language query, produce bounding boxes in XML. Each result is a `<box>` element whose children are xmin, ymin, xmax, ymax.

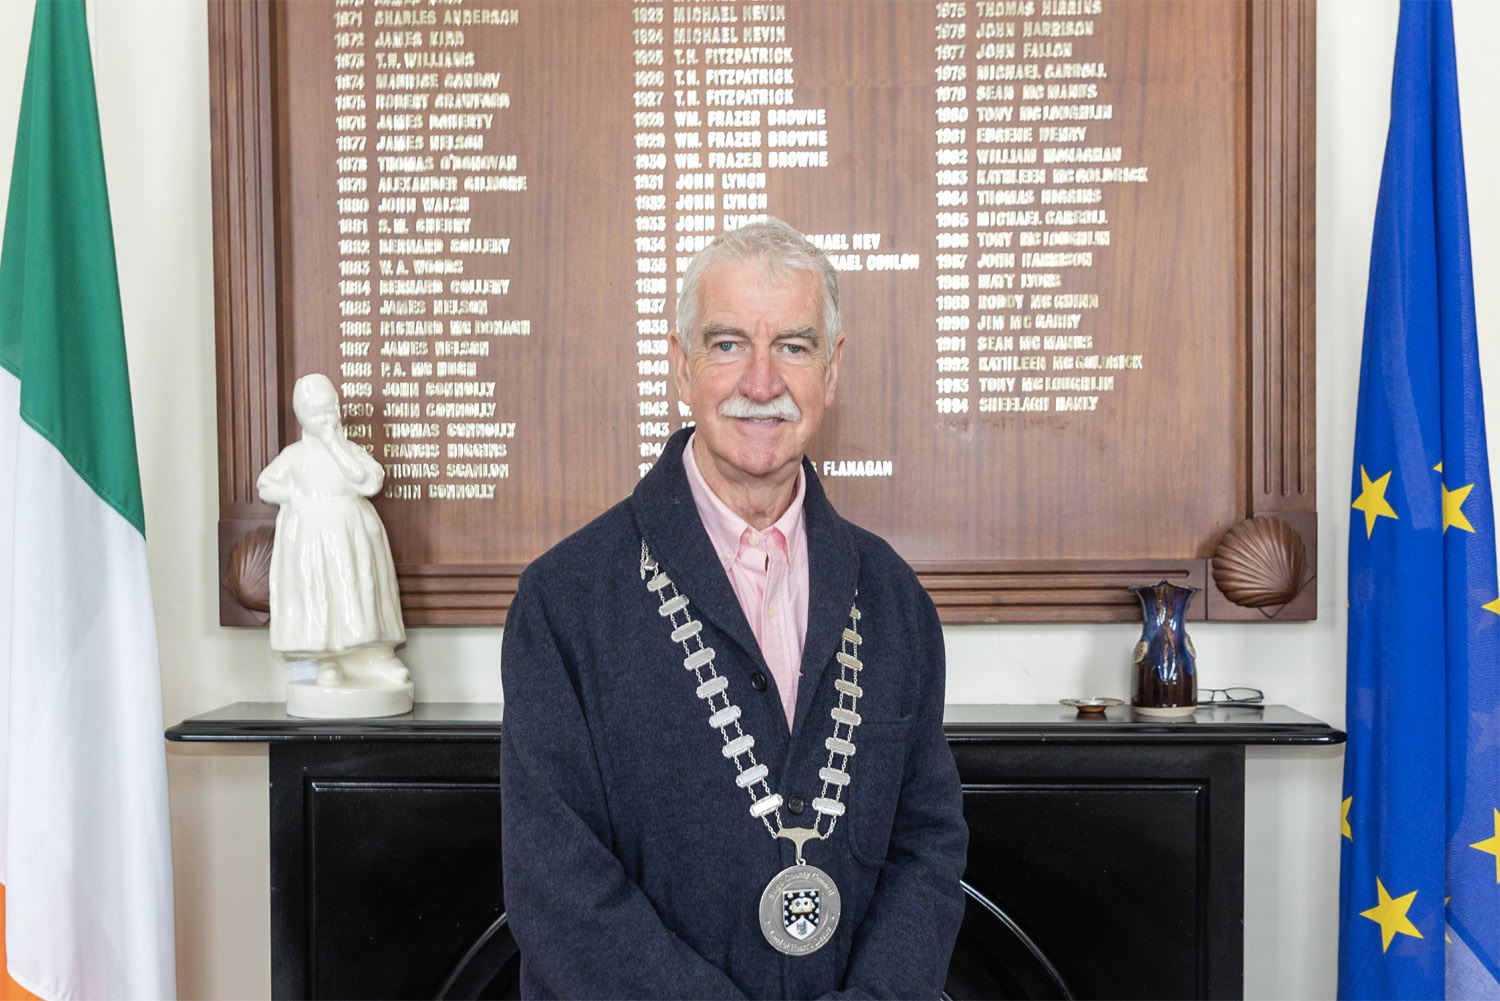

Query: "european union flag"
<box><xmin>1339</xmin><ymin>2</ymin><xmax>1500</xmax><ymax>998</ymax></box>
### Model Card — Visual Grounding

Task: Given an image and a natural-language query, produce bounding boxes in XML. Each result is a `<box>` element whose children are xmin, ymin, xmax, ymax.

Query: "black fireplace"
<box><xmin>168</xmin><ymin>703</ymin><xmax>1341</xmax><ymax>1000</ymax></box>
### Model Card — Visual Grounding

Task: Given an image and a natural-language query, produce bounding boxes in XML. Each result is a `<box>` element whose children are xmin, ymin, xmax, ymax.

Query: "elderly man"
<box><xmin>500</xmin><ymin>219</ymin><xmax>968</xmax><ymax>999</ymax></box>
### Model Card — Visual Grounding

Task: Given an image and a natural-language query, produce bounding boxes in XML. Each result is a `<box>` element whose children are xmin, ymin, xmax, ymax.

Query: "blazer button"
<box><xmin>787</xmin><ymin>795</ymin><xmax>805</xmax><ymax>814</ymax></box>
<box><xmin>750</xmin><ymin>672</ymin><xmax>768</xmax><ymax>691</ymax></box>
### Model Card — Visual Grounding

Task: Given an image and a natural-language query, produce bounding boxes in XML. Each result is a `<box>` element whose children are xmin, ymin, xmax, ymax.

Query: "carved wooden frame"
<box><xmin>210</xmin><ymin>1</ymin><xmax>1315</xmax><ymax>626</ymax></box>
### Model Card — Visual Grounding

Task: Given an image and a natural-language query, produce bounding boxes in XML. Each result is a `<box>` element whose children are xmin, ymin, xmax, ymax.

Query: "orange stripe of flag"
<box><xmin>0</xmin><ymin>884</ymin><xmax>43</xmax><ymax>1001</ymax></box>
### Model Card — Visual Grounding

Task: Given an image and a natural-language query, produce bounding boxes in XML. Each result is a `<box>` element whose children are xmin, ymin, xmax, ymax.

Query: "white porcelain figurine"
<box><xmin>257</xmin><ymin>373</ymin><xmax>412</xmax><ymax>718</ymax></box>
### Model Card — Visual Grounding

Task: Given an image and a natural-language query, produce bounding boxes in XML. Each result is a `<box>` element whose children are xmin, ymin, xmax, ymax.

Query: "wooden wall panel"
<box><xmin>211</xmin><ymin>0</ymin><xmax>1316</xmax><ymax>624</ymax></box>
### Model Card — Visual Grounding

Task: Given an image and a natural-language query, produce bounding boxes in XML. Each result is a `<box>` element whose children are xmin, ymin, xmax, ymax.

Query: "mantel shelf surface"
<box><xmin>166</xmin><ymin>702</ymin><xmax>1344</xmax><ymax>746</ymax></box>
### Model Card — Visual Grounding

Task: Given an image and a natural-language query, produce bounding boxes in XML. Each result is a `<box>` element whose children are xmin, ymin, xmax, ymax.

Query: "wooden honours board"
<box><xmin>212</xmin><ymin>0</ymin><xmax>1316</xmax><ymax>626</ymax></box>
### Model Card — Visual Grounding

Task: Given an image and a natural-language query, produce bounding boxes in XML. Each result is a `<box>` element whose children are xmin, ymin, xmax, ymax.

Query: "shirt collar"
<box><xmin>682</xmin><ymin>432</ymin><xmax>806</xmax><ymax>569</ymax></box>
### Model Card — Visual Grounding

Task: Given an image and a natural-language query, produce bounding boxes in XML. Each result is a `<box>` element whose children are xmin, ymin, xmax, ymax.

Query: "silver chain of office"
<box><xmin>639</xmin><ymin>540</ymin><xmax>864</xmax><ymax>849</ymax></box>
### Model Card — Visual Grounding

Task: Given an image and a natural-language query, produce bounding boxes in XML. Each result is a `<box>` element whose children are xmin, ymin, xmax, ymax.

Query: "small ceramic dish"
<box><xmin>1060</xmin><ymin>697</ymin><xmax>1123</xmax><ymax>715</ymax></box>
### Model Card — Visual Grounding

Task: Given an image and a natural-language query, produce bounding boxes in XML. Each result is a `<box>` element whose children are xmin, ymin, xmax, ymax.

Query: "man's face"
<box><xmin>672</xmin><ymin>258</ymin><xmax>844</xmax><ymax>502</ymax></box>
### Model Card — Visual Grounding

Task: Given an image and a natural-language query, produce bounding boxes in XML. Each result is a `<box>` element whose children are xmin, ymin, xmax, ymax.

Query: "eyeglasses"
<box><xmin>1201</xmin><ymin>687</ymin><xmax>1264</xmax><ymax>706</ymax></box>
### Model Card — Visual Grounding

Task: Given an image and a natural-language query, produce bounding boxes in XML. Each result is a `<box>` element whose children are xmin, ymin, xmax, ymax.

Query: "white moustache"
<box><xmin>719</xmin><ymin>395</ymin><xmax>801</xmax><ymax>421</ymax></box>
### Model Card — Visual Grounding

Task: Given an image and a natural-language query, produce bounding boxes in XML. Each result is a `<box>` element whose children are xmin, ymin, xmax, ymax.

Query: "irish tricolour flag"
<box><xmin>0</xmin><ymin>2</ymin><xmax>175</xmax><ymax>998</ymax></box>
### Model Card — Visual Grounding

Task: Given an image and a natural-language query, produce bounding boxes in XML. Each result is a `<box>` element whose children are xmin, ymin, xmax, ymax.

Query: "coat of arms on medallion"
<box><xmin>782</xmin><ymin>889</ymin><xmax>821</xmax><ymax>940</ymax></box>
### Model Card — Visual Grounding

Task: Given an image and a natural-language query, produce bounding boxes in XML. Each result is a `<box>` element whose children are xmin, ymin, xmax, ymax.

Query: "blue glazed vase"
<box><xmin>1130</xmin><ymin>581</ymin><xmax>1198</xmax><ymax>717</ymax></box>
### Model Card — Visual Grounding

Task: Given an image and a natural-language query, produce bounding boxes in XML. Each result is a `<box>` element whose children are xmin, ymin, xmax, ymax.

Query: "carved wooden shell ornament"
<box><xmin>225</xmin><ymin>525</ymin><xmax>275</xmax><ymax>617</ymax></box>
<box><xmin>1212</xmin><ymin>516</ymin><xmax>1307</xmax><ymax>610</ymax></box>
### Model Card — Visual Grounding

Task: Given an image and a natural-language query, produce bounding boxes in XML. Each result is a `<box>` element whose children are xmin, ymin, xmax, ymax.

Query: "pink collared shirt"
<box><xmin>683</xmin><ymin>439</ymin><xmax>810</xmax><ymax>729</ymax></box>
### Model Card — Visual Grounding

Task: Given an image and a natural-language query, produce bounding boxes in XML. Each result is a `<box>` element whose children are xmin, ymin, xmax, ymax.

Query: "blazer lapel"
<box><xmin>791</xmin><ymin>459</ymin><xmax>859</xmax><ymax>735</ymax></box>
<box><xmin>629</xmin><ymin>429</ymin><xmax>768</xmax><ymax>677</ymax></box>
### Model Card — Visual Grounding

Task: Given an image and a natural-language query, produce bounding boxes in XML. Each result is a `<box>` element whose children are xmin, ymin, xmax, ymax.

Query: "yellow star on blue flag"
<box><xmin>1443</xmin><ymin>481</ymin><xmax>1476</xmax><ymax>533</ymax></box>
<box><xmin>1470</xmin><ymin>810</ymin><xmax>1500</xmax><ymax>882</ymax></box>
<box><xmin>1338</xmin><ymin>3</ymin><xmax>1500</xmax><ymax>998</ymax></box>
<box><xmin>1353</xmin><ymin>467</ymin><xmax>1400</xmax><ymax>538</ymax></box>
<box><xmin>1360</xmin><ymin>878</ymin><xmax>1424</xmax><ymax>952</ymax></box>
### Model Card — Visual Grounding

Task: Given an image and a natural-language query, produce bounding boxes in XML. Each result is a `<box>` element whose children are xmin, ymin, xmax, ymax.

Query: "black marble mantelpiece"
<box><xmin>166</xmin><ymin>700</ymin><xmax>506</xmax><ymax>741</ymax></box>
<box><xmin>168</xmin><ymin>700</ymin><xmax>1342</xmax><ymax>745</ymax></box>
<box><xmin>167</xmin><ymin>704</ymin><xmax>1343</xmax><ymax>1000</ymax></box>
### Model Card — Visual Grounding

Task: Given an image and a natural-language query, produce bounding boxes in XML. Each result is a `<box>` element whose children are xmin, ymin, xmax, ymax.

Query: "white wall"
<box><xmin>0</xmin><ymin>1</ymin><xmax>1495</xmax><ymax>997</ymax></box>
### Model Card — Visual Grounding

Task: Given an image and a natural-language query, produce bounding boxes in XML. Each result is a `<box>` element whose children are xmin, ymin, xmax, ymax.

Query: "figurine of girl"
<box><xmin>257</xmin><ymin>373</ymin><xmax>410</xmax><ymax>715</ymax></box>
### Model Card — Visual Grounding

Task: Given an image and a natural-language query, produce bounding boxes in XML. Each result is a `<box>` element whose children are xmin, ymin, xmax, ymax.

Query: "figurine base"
<box><xmin>286</xmin><ymin>679</ymin><xmax>414</xmax><ymax>719</ymax></box>
<box><xmin>1132</xmin><ymin>703</ymin><xmax>1197</xmax><ymax>718</ymax></box>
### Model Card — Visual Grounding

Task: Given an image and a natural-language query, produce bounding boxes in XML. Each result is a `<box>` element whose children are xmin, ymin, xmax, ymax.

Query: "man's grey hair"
<box><xmin>675</xmin><ymin>218</ymin><xmax>841</xmax><ymax>358</ymax></box>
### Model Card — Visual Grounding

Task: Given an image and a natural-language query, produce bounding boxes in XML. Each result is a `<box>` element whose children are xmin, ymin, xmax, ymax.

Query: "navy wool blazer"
<box><xmin>500</xmin><ymin>429</ymin><xmax>968</xmax><ymax>999</ymax></box>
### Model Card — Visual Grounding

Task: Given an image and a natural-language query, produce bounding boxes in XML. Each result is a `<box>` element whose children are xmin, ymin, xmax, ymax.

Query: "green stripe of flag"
<box><xmin>0</xmin><ymin>0</ymin><xmax>145</xmax><ymax>536</ymax></box>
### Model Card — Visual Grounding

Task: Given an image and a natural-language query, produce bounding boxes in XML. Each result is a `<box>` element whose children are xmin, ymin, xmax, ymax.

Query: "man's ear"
<box><xmin>823</xmin><ymin>331</ymin><xmax>846</xmax><ymax>405</ymax></box>
<box><xmin>670</xmin><ymin>332</ymin><xmax>691</xmax><ymax>399</ymax></box>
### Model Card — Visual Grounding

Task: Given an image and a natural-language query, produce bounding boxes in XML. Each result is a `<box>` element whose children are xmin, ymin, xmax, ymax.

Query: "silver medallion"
<box><xmin>759</xmin><ymin>863</ymin><xmax>841</xmax><ymax>955</ymax></box>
